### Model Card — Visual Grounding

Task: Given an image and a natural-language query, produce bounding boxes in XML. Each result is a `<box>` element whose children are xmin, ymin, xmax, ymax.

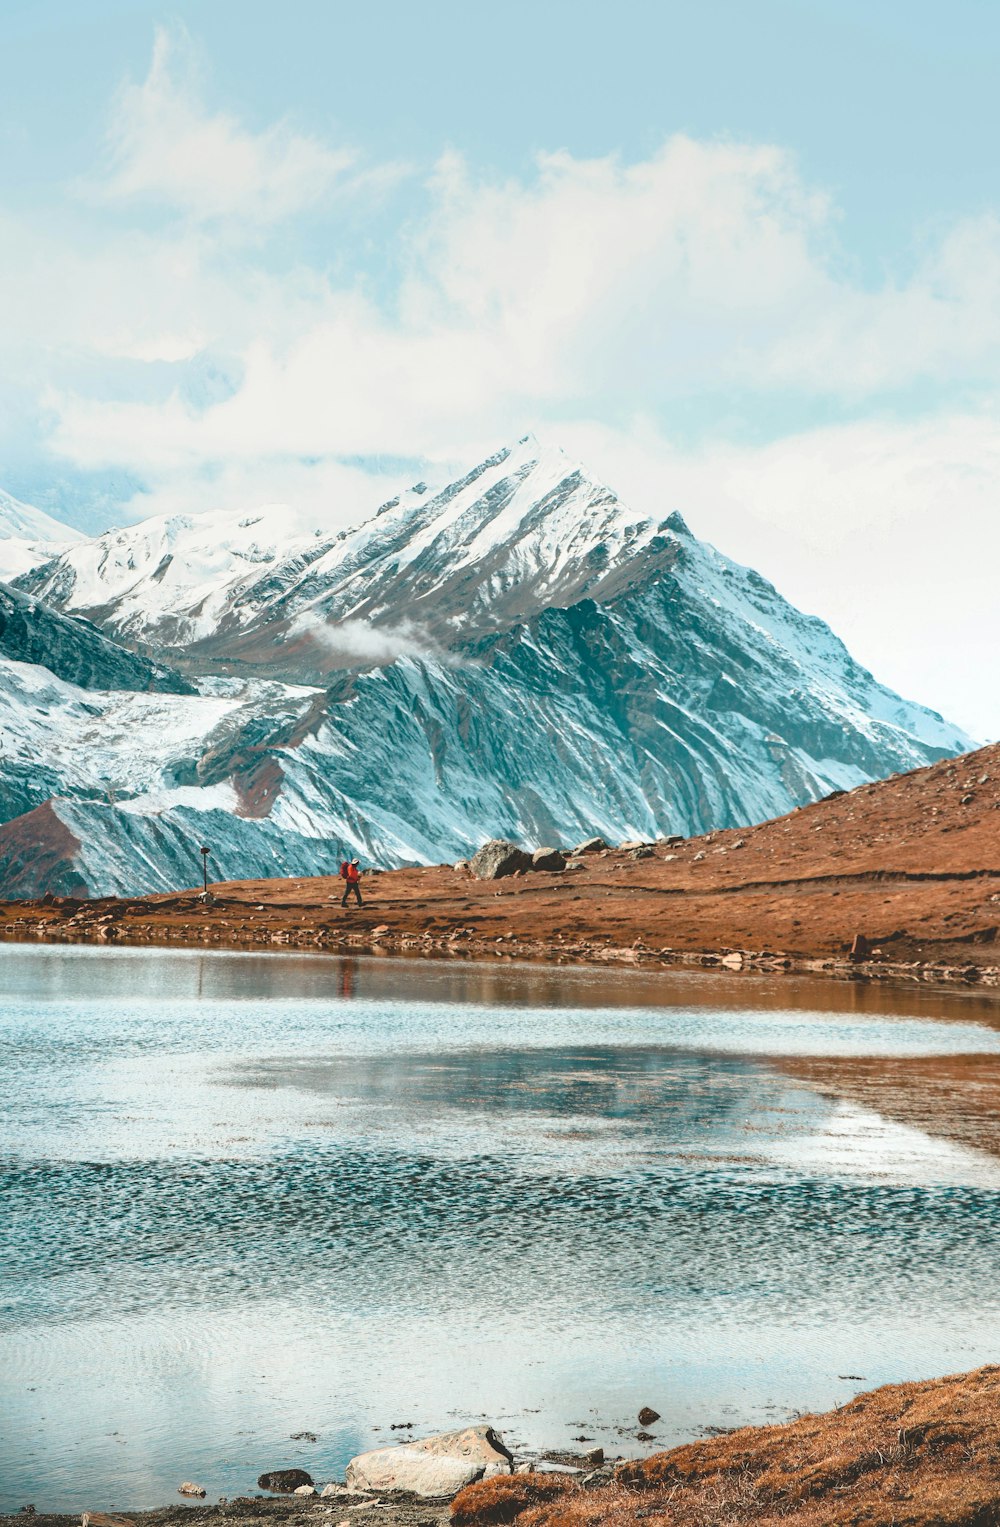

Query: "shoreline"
<box><xmin>4</xmin><ymin>886</ymin><xmax>999</xmax><ymax>997</ymax></box>
<box><xmin>9</xmin><ymin>1365</ymin><xmax>1000</xmax><ymax>1527</ymax></box>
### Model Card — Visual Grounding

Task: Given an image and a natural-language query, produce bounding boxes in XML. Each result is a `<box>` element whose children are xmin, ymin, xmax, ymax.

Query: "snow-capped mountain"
<box><xmin>20</xmin><ymin>438</ymin><xmax>695</xmax><ymax>668</ymax></box>
<box><xmin>0</xmin><ymin>488</ymin><xmax>82</xmax><ymax>581</ymax></box>
<box><xmin>0</xmin><ymin>438</ymin><xmax>975</xmax><ymax>896</ymax></box>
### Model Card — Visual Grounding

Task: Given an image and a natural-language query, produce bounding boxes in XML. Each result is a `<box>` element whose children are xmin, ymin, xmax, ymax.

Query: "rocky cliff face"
<box><xmin>0</xmin><ymin>582</ymin><xmax>191</xmax><ymax>695</ymax></box>
<box><xmin>0</xmin><ymin>439</ymin><xmax>974</xmax><ymax>896</ymax></box>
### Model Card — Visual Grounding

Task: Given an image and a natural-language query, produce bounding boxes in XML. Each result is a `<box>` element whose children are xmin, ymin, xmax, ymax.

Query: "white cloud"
<box><xmin>42</xmin><ymin>131</ymin><xmax>1000</xmax><ymax>480</ymax></box>
<box><xmin>291</xmin><ymin>611</ymin><xmax>447</xmax><ymax>668</ymax></box>
<box><xmin>90</xmin><ymin>25</ymin><xmax>360</xmax><ymax>224</ymax></box>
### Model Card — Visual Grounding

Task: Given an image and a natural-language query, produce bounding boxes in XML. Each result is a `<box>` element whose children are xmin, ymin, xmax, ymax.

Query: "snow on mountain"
<box><xmin>0</xmin><ymin>437</ymin><xmax>977</xmax><ymax>896</ymax></box>
<box><xmin>14</xmin><ymin>500</ymin><xmax>336</xmax><ymax>649</ymax></box>
<box><xmin>19</xmin><ymin>438</ymin><xmax>678</xmax><ymax>665</ymax></box>
<box><xmin>0</xmin><ymin>488</ymin><xmax>82</xmax><ymax>581</ymax></box>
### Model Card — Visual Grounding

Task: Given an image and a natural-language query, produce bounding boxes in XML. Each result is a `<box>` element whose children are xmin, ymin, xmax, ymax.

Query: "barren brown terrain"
<box><xmin>5</xmin><ymin>741</ymin><xmax>1000</xmax><ymax>986</ymax></box>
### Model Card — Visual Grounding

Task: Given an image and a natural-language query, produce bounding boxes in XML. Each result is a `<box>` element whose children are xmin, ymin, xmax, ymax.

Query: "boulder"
<box><xmin>618</xmin><ymin>840</ymin><xmax>651</xmax><ymax>851</ymax></box>
<box><xmin>257</xmin><ymin>1469</ymin><xmax>314</xmax><ymax>1493</ymax></box>
<box><xmin>469</xmin><ymin>841</ymin><xmax>532</xmax><ymax>880</ymax></box>
<box><xmin>572</xmin><ymin>837</ymin><xmax>608</xmax><ymax>855</ymax></box>
<box><xmin>532</xmin><ymin>847</ymin><xmax>566</xmax><ymax>872</ymax></box>
<box><xmin>177</xmin><ymin>1484</ymin><xmax>206</xmax><ymax>1499</ymax></box>
<box><xmin>637</xmin><ymin>1407</ymin><xmax>661</xmax><ymax>1427</ymax></box>
<box><xmin>346</xmin><ymin>1425</ymin><xmax>513</xmax><ymax>1499</ymax></box>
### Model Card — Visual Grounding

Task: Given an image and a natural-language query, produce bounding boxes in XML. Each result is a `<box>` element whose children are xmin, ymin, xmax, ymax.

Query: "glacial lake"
<box><xmin>4</xmin><ymin>944</ymin><xmax>1000</xmax><ymax>1511</ymax></box>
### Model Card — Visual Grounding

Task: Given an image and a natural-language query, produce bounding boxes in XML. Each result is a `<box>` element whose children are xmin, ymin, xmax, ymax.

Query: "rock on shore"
<box><xmin>346</xmin><ymin>1425</ymin><xmax>513</xmax><ymax>1497</ymax></box>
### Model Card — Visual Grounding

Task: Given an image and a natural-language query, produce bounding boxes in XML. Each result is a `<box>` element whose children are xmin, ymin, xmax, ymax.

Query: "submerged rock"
<box><xmin>257</xmin><ymin>1468</ymin><xmax>314</xmax><ymax>1493</ymax></box>
<box><xmin>469</xmin><ymin>840</ymin><xmax>532</xmax><ymax>880</ymax></box>
<box><xmin>346</xmin><ymin>1424</ymin><xmax>513</xmax><ymax>1498</ymax></box>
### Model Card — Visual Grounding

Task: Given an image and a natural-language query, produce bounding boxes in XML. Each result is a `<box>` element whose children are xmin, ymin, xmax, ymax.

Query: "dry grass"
<box><xmin>452</xmin><ymin>1366</ymin><xmax>1000</xmax><ymax>1526</ymax></box>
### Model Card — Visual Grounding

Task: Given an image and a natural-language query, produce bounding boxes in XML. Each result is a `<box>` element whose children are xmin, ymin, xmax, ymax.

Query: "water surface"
<box><xmin>3</xmin><ymin>946</ymin><xmax>1000</xmax><ymax>1510</ymax></box>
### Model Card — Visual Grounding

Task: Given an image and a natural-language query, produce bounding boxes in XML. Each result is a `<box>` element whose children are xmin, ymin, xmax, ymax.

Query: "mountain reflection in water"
<box><xmin>2</xmin><ymin>944</ymin><xmax>1000</xmax><ymax>1512</ymax></box>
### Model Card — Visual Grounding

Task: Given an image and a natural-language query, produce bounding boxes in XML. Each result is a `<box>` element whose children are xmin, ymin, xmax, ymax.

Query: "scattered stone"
<box><xmin>469</xmin><ymin>840</ymin><xmax>533</xmax><ymax>881</ymax></box>
<box><xmin>618</xmin><ymin>839</ymin><xmax>651</xmax><ymax>851</ymax></box>
<box><xmin>454</xmin><ymin>860</ymin><xmax>470</xmax><ymax>872</ymax></box>
<box><xmin>638</xmin><ymin>1407</ymin><xmax>661</xmax><ymax>1426</ymax></box>
<box><xmin>294</xmin><ymin>1484</ymin><xmax>317</xmax><ymax>1495</ymax></box>
<box><xmin>81</xmin><ymin>1516</ymin><xmax>134</xmax><ymax>1527</ymax></box>
<box><xmin>626</xmin><ymin>846</ymin><xmax>654</xmax><ymax>860</ymax></box>
<box><xmin>177</xmin><ymin>1483</ymin><xmax>206</xmax><ymax>1498</ymax></box>
<box><xmin>582</xmin><ymin>1448</ymin><xmax>604</xmax><ymax>1467</ymax></box>
<box><xmin>721</xmin><ymin>952</ymin><xmax>744</xmax><ymax>970</ymax></box>
<box><xmin>346</xmin><ymin>1424</ymin><xmax>513</xmax><ymax>1499</ymax></box>
<box><xmin>257</xmin><ymin>1468</ymin><xmax>315</xmax><ymax>1493</ymax></box>
<box><xmin>532</xmin><ymin>847</ymin><xmax>566</xmax><ymax>872</ymax></box>
<box><xmin>572</xmin><ymin>837</ymin><xmax>608</xmax><ymax>855</ymax></box>
<box><xmin>692</xmin><ymin>851</ymin><xmax>705</xmax><ymax>862</ymax></box>
<box><xmin>370</xmin><ymin>926</ymin><xmax>390</xmax><ymax>937</ymax></box>
<box><xmin>659</xmin><ymin>834</ymin><xmax>684</xmax><ymax>846</ymax></box>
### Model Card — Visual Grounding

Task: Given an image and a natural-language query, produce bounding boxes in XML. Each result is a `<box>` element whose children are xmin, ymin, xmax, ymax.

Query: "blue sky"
<box><xmin>2</xmin><ymin>0</ymin><xmax>999</xmax><ymax>735</ymax></box>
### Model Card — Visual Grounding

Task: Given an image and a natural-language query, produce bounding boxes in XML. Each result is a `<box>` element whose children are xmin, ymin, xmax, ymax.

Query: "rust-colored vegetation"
<box><xmin>453</xmin><ymin>1367</ymin><xmax>1000</xmax><ymax>1526</ymax></box>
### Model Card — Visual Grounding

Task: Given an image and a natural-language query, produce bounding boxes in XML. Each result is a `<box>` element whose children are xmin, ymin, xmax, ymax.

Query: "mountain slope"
<box><xmin>0</xmin><ymin>488</ymin><xmax>82</xmax><ymax>581</ymax></box>
<box><xmin>0</xmin><ymin>582</ymin><xmax>192</xmax><ymax>695</ymax></box>
<box><xmin>0</xmin><ymin>438</ymin><xmax>975</xmax><ymax>896</ymax></box>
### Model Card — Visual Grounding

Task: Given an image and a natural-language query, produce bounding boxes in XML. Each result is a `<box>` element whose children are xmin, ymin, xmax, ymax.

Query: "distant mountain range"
<box><xmin>0</xmin><ymin>436</ymin><xmax>974</xmax><ymax>897</ymax></box>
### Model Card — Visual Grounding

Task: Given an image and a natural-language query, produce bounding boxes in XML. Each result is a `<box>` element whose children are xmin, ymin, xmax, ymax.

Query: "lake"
<box><xmin>3</xmin><ymin>944</ymin><xmax>1000</xmax><ymax>1511</ymax></box>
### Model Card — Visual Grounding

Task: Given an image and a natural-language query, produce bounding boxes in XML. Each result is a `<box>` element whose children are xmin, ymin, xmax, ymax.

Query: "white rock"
<box><xmin>345</xmin><ymin>1425</ymin><xmax>512</xmax><ymax>1499</ymax></box>
<box><xmin>294</xmin><ymin>1484</ymin><xmax>317</xmax><ymax>1496</ymax></box>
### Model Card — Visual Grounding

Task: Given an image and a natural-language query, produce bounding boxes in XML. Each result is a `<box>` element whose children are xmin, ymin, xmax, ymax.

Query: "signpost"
<box><xmin>199</xmin><ymin>845</ymin><xmax>211</xmax><ymax>895</ymax></box>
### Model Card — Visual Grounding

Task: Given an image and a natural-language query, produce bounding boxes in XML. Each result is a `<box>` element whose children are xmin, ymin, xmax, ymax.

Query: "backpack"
<box><xmin>339</xmin><ymin>861</ymin><xmax>350</xmax><ymax>879</ymax></box>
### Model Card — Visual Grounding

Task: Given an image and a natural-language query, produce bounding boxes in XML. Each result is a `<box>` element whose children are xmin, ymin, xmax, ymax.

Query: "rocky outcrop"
<box><xmin>469</xmin><ymin>840</ymin><xmax>532</xmax><ymax>880</ymax></box>
<box><xmin>346</xmin><ymin>1425</ymin><xmax>513</xmax><ymax>1498</ymax></box>
<box><xmin>572</xmin><ymin>837</ymin><xmax>608</xmax><ymax>855</ymax></box>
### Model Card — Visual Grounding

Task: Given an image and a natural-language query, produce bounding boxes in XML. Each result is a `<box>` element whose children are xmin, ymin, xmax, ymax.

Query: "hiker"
<box><xmin>340</xmin><ymin>857</ymin><xmax>363</xmax><ymax>907</ymax></box>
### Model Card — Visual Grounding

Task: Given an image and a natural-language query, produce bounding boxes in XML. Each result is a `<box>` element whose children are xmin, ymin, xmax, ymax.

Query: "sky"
<box><xmin>1</xmin><ymin>0</ymin><xmax>999</xmax><ymax>737</ymax></box>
